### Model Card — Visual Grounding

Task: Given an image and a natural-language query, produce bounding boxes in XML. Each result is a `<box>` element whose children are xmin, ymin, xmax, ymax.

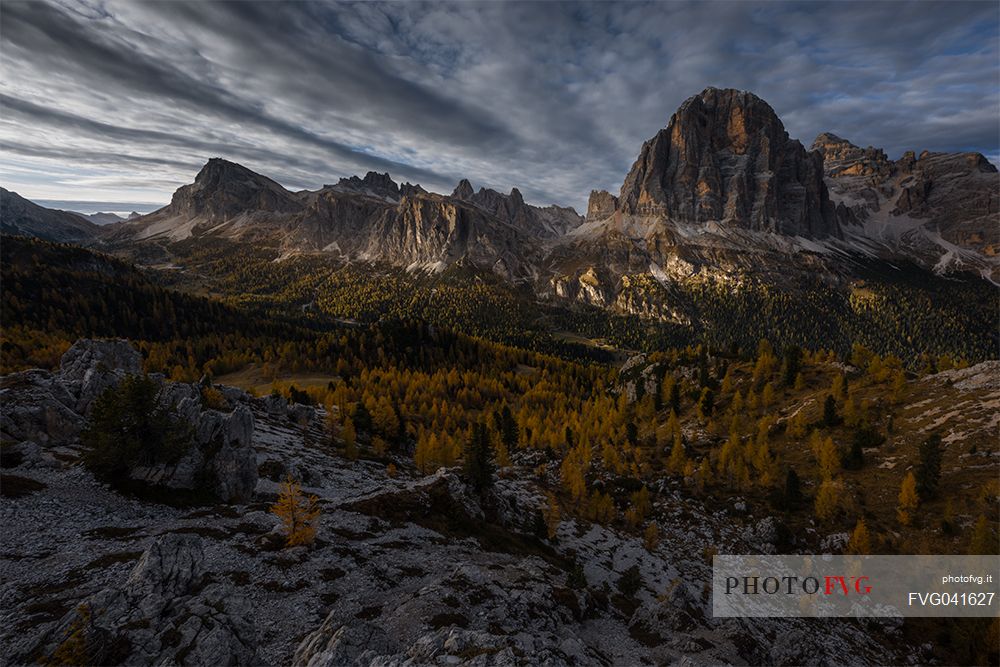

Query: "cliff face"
<box><xmin>167</xmin><ymin>158</ymin><xmax>304</xmax><ymax>221</ymax></box>
<box><xmin>451</xmin><ymin>180</ymin><xmax>582</xmax><ymax>238</ymax></box>
<box><xmin>618</xmin><ymin>88</ymin><xmax>840</xmax><ymax>238</ymax></box>
<box><xmin>813</xmin><ymin>134</ymin><xmax>1000</xmax><ymax>259</ymax></box>
<box><xmin>586</xmin><ymin>190</ymin><xmax>618</xmax><ymax>221</ymax></box>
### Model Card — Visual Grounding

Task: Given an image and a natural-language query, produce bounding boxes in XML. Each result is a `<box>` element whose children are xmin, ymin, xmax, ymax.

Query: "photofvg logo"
<box><xmin>712</xmin><ymin>555</ymin><xmax>999</xmax><ymax>618</ymax></box>
<box><xmin>723</xmin><ymin>573</ymin><xmax>871</xmax><ymax>596</ymax></box>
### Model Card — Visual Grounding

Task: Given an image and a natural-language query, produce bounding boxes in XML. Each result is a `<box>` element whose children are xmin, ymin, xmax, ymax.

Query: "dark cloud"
<box><xmin>0</xmin><ymin>0</ymin><xmax>996</xmax><ymax>207</ymax></box>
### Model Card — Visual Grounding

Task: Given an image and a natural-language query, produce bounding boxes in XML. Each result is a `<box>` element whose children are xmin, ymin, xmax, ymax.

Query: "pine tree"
<box><xmin>697</xmin><ymin>457</ymin><xmax>712</xmax><ymax>491</ymax></box>
<box><xmin>342</xmin><ymin>417</ymin><xmax>358</xmax><ymax>460</ymax></box>
<box><xmin>783</xmin><ymin>468</ymin><xmax>802</xmax><ymax>509</ymax></box>
<box><xmin>843</xmin><ymin>432</ymin><xmax>865</xmax><ymax>470</ymax></box>
<box><xmin>781</xmin><ymin>345</ymin><xmax>802</xmax><ymax>386</ymax></box>
<box><xmin>271</xmin><ymin>475</ymin><xmax>321</xmax><ymax>547</ymax></box>
<box><xmin>822</xmin><ymin>394</ymin><xmax>840</xmax><ymax>427</ymax></box>
<box><xmin>761</xmin><ymin>382</ymin><xmax>775</xmax><ymax>410</ymax></box>
<box><xmin>352</xmin><ymin>401</ymin><xmax>372</xmax><ymax>433</ymax></box>
<box><xmin>81</xmin><ymin>374</ymin><xmax>189</xmax><ymax>486</ymax></box>
<box><xmin>697</xmin><ymin>387</ymin><xmax>714</xmax><ymax>422</ymax></box>
<box><xmin>463</xmin><ymin>422</ymin><xmax>495</xmax><ymax>492</ymax></box>
<box><xmin>817</xmin><ymin>436</ymin><xmax>840</xmax><ymax>479</ymax></box>
<box><xmin>915</xmin><ymin>433</ymin><xmax>943</xmax><ymax>500</ymax></box>
<box><xmin>720</xmin><ymin>368</ymin><xmax>733</xmax><ymax>394</ymax></box>
<box><xmin>544</xmin><ymin>492</ymin><xmax>561</xmax><ymax>540</ymax></box>
<box><xmin>493</xmin><ymin>404</ymin><xmax>519</xmax><ymax>451</ymax></box>
<box><xmin>897</xmin><ymin>471</ymin><xmax>919</xmax><ymax>526</ymax></box>
<box><xmin>668</xmin><ymin>380</ymin><xmax>682</xmax><ymax>415</ymax></box>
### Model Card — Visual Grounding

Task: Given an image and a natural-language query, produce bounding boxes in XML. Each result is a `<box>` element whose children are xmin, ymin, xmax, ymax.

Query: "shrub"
<box><xmin>81</xmin><ymin>375</ymin><xmax>189</xmax><ymax>486</ymax></box>
<box><xmin>617</xmin><ymin>565</ymin><xmax>643</xmax><ymax>598</ymax></box>
<box><xmin>43</xmin><ymin>604</ymin><xmax>91</xmax><ymax>666</ymax></box>
<box><xmin>822</xmin><ymin>395</ymin><xmax>841</xmax><ymax>427</ymax></box>
<box><xmin>200</xmin><ymin>385</ymin><xmax>228</xmax><ymax>411</ymax></box>
<box><xmin>846</xmin><ymin>518</ymin><xmax>871</xmax><ymax>554</ymax></box>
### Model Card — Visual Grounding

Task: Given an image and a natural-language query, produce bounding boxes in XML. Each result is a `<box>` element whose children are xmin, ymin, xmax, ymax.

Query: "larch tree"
<box><xmin>846</xmin><ymin>518</ymin><xmax>871</xmax><ymax>554</ymax></box>
<box><xmin>271</xmin><ymin>475</ymin><xmax>321</xmax><ymax>547</ymax></box>
<box><xmin>897</xmin><ymin>471</ymin><xmax>919</xmax><ymax>526</ymax></box>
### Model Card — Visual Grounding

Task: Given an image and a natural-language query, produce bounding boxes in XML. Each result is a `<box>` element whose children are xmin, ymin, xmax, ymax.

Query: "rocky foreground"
<box><xmin>1</xmin><ymin>340</ymin><xmax>911</xmax><ymax>666</ymax></box>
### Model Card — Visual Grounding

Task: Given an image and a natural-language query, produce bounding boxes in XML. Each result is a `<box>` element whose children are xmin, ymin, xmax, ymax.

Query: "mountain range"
<box><xmin>4</xmin><ymin>88</ymin><xmax>998</xmax><ymax>303</ymax></box>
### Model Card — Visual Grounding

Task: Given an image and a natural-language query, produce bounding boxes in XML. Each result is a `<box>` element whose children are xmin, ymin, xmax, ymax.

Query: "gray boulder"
<box><xmin>36</xmin><ymin>534</ymin><xmax>256</xmax><ymax>665</ymax></box>
<box><xmin>131</xmin><ymin>404</ymin><xmax>257</xmax><ymax>502</ymax></box>
<box><xmin>260</xmin><ymin>393</ymin><xmax>288</xmax><ymax>417</ymax></box>
<box><xmin>287</xmin><ymin>403</ymin><xmax>316</xmax><ymax>427</ymax></box>
<box><xmin>293</xmin><ymin>619</ymin><xmax>397</xmax><ymax>667</ymax></box>
<box><xmin>0</xmin><ymin>370</ymin><xmax>82</xmax><ymax>445</ymax></box>
<box><xmin>58</xmin><ymin>338</ymin><xmax>143</xmax><ymax>413</ymax></box>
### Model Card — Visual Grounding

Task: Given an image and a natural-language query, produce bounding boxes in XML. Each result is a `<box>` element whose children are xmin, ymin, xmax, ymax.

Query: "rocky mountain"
<box><xmin>812</xmin><ymin>132</ymin><xmax>999</xmax><ymax>272</ymax></box>
<box><xmin>451</xmin><ymin>179</ymin><xmax>582</xmax><ymax>238</ymax></box>
<box><xmin>617</xmin><ymin>88</ymin><xmax>840</xmax><ymax>239</ymax></box>
<box><xmin>0</xmin><ymin>188</ymin><xmax>100</xmax><ymax>242</ymax></box>
<box><xmin>93</xmin><ymin>87</ymin><xmax>999</xmax><ymax>320</ymax></box>
<box><xmin>106</xmin><ymin>160</ymin><xmax>581</xmax><ymax>280</ymax></box>
<box><xmin>545</xmin><ymin>88</ymin><xmax>998</xmax><ymax>310</ymax></box>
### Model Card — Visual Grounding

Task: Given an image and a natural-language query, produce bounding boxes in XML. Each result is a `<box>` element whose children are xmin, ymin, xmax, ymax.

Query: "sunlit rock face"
<box><xmin>617</xmin><ymin>88</ymin><xmax>840</xmax><ymax>239</ymax></box>
<box><xmin>586</xmin><ymin>189</ymin><xmax>618</xmax><ymax>221</ymax></box>
<box><xmin>813</xmin><ymin>132</ymin><xmax>1000</xmax><ymax>265</ymax></box>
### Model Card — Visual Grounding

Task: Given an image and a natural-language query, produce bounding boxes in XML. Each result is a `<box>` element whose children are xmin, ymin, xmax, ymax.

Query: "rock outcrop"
<box><xmin>618</xmin><ymin>87</ymin><xmax>840</xmax><ymax>238</ymax></box>
<box><xmin>586</xmin><ymin>189</ymin><xmax>618</xmax><ymax>221</ymax></box>
<box><xmin>58</xmin><ymin>338</ymin><xmax>144</xmax><ymax>413</ymax></box>
<box><xmin>0</xmin><ymin>370</ymin><xmax>82</xmax><ymax>445</ymax></box>
<box><xmin>0</xmin><ymin>338</ymin><xmax>258</xmax><ymax>502</ymax></box>
<box><xmin>35</xmin><ymin>534</ymin><xmax>257</xmax><ymax>665</ymax></box>
<box><xmin>452</xmin><ymin>178</ymin><xmax>582</xmax><ymax>238</ymax></box>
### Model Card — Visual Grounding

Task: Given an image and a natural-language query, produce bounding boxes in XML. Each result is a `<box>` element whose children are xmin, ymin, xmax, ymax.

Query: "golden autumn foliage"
<box><xmin>643</xmin><ymin>522</ymin><xmax>660</xmax><ymax>551</ymax></box>
<box><xmin>815</xmin><ymin>478</ymin><xmax>843</xmax><ymax>522</ymax></box>
<box><xmin>544</xmin><ymin>492</ymin><xmax>561</xmax><ymax>539</ymax></box>
<box><xmin>897</xmin><ymin>471</ymin><xmax>919</xmax><ymax>526</ymax></box>
<box><xmin>43</xmin><ymin>604</ymin><xmax>92</xmax><ymax>666</ymax></box>
<box><xmin>846</xmin><ymin>518</ymin><xmax>871</xmax><ymax>554</ymax></box>
<box><xmin>271</xmin><ymin>475</ymin><xmax>321</xmax><ymax>547</ymax></box>
<box><xmin>969</xmin><ymin>515</ymin><xmax>997</xmax><ymax>555</ymax></box>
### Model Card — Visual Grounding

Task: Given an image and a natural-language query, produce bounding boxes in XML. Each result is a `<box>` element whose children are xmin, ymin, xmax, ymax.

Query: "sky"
<box><xmin>1</xmin><ymin>0</ymin><xmax>997</xmax><ymax>212</ymax></box>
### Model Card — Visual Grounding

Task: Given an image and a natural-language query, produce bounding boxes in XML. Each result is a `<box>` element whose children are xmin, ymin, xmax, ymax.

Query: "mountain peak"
<box><xmin>195</xmin><ymin>157</ymin><xmax>261</xmax><ymax>182</ymax></box>
<box><xmin>452</xmin><ymin>179</ymin><xmax>474</xmax><ymax>200</ymax></box>
<box><xmin>170</xmin><ymin>158</ymin><xmax>300</xmax><ymax>220</ymax></box>
<box><xmin>617</xmin><ymin>88</ymin><xmax>838</xmax><ymax>238</ymax></box>
<box><xmin>336</xmin><ymin>171</ymin><xmax>400</xmax><ymax>198</ymax></box>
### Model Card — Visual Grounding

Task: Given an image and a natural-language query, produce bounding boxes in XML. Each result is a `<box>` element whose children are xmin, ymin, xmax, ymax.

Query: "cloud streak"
<box><xmin>1</xmin><ymin>0</ymin><xmax>996</xmax><ymax>208</ymax></box>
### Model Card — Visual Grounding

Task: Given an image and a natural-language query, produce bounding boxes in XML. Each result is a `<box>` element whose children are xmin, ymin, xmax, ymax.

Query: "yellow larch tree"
<box><xmin>897</xmin><ymin>471</ymin><xmax>919</xmax><ymax>526</ymax></box>
<box><xmin>271</xmin><ymin>475</ymin><xmax>321</xmax><ymax>547</ymax></box>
